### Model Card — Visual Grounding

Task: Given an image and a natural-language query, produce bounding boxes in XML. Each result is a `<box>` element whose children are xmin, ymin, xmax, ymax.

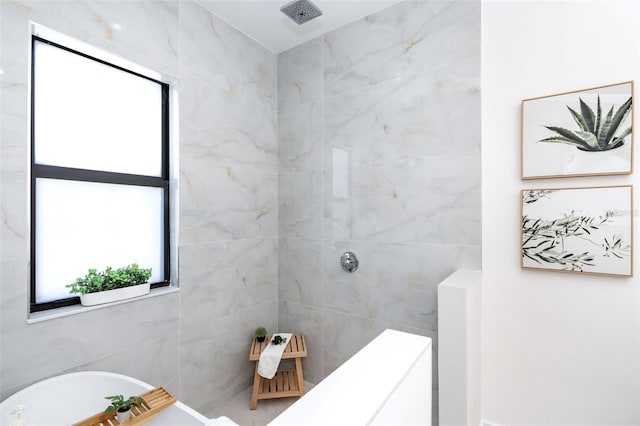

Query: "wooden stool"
<box><xmin>249</xmin><ymin>334</ymin><xmax>307</xmax><ymax>410</ymax></box>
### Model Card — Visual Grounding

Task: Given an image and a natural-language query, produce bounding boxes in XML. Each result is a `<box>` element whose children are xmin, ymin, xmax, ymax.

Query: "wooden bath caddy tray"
<box><xmin>73</xmin><ymin>386</ymin><xmax>177</xmax><ymax>426</ymax></box>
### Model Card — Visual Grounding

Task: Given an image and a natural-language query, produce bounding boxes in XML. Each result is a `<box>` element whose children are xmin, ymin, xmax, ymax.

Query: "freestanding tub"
<box><xmin>0</xmin><ymin>371</ymin><xmax>233</xmax><ymax>425</ymax></box>
<box><xmin>1</xmin><ymin>330</ymin><xmax>431</xmax><ymax>426</ymax></box>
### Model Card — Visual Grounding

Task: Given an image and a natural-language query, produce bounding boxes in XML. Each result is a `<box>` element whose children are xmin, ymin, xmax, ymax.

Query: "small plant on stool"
<box><xmin>255</xmin><ymin>326</ymin><xmax>268</xmax><ymax>342</ymax></box>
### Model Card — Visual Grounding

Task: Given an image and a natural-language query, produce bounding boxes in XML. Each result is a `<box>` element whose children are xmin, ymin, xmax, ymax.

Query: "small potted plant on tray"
<box><xmin>255</xmin><ymin>326</ymin><xmax>268</xmax><ymax>342</ymax></box>
<box><xmin>104</xmin><ymin>394</ymin><xmax>146</xmax><ymax>423</ymax></box>
<box><xmin>66</xmin><ymin>263</ymin><xmax>152</xmax><ymax>306</ymax></box>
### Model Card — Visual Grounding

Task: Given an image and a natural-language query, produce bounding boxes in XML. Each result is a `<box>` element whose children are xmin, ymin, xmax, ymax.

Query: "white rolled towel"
<box><xmin>258</xmin><ymin>333</ymin><xmax>293</xmax><ymax>379</ymax></box>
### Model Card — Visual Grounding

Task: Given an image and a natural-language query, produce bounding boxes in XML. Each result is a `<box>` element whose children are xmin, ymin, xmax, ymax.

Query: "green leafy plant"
<box><xmin>271</xmin><ymin>335</ymin><xmax>287</xmax><ymax>345</ymax></box>
<box><xmin>66</xmin><ymin>264</ymin><xmax>152</xmax><ymax>295</ymax></box>
<box><xmin>522</xmin><ymin>191</ymin><xmax>630</xmax><ymax>272</ymax></box>
<box><xmin>255</xmin><ymin>326</ymin><xmax>268</xmax><ymax>342</ymax></box>
<box><xmin>539</xmin><ymin>95</ymin><xmax>632</xmax><ymax>151</ymax></box>
<box><xmin>104</xmin><ymin>394</ymin><xmax>146</xmax><ymax>413</ymax></box>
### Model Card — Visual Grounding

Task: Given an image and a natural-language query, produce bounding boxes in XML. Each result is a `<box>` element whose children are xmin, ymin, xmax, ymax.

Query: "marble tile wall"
<box><xmin>277</xmin><ymin>1</ymin><xmax>481</xmax><ymax>417</ymax></box>
<box><xmin>0</xmin><ymin>0</ymin><xmax>279</xmax><ymax>415</ymax></box>
<box><xmin>277</xmin><ymin>37</ymin><xmax>326</xmax><ymax>386</ymax></box>
<box><xmin>178</xmin><ymin>1</ymin><xmax>278</xmax><ymax>413</ymax></box>
<box><xmin>0</xmin><ymin>0</ymin><xmax>182</xmax><ymax>402</ymax></box>
<box><xmin>1</xmin><ymin>0</ymin><xmax>479</xmax><ymax>419</ymax></box>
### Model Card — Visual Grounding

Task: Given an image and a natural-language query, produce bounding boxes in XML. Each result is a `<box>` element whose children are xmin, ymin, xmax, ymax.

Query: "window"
<box><xmin>30</xmin><ymin>35</ymin><xmax>171</xmax><ymax>312</ymax></box>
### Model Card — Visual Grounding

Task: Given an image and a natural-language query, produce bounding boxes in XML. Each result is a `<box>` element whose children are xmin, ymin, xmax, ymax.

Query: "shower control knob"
<box><xmin>340</xmin><ymin>252</ymin><xmax>359</xmax><ymax>273</ymax></box>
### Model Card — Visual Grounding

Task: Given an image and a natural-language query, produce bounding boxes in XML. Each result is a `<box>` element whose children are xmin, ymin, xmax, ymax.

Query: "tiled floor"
<box><xmin>206</xmin><ymin>382</ymin><xmax>315</xmax><ymax>426</ymax></box>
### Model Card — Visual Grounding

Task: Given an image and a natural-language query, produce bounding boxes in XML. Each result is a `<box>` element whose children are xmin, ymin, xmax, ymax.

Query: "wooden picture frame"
<box><xmin>522</xmin><ymin>81</ymin><xmax>633</xmax><ymax>179</ymax></box>
<box><xmin>521</xmin><ymin>185</ymin><xmax>633</xmax><ymax>277</ymax></box>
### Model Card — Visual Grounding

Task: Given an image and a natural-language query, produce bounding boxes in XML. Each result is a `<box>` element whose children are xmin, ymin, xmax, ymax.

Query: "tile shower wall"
<box><xmin>0</xmin><ymin>0</ymin><xmax>182</xmax><ymax>402</ymax></box>
<box><xmin>0</xmin><ymin>0</ymin><xmax>278</xmax><ymax>414</ymax></box>
<box><xmin>178</xmin><ymin>1</ymin><xmax>278</xmax><ymax>414</ymax></box>
<box><xmin>1</xmin><ymin>0</ymin><xmax>478</xmax><ymax>418</ymax></box>
<box><xmin>277</xmin><ymin>0</ymin><xmax>481</xmax><ymax>411</ymax></box>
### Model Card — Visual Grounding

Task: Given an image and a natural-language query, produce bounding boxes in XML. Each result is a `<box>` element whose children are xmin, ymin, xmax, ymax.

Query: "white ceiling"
<box><xmin>195</xmin><ymin>0</ymin><xmax>404</xmax><ymax>54</ymax></box>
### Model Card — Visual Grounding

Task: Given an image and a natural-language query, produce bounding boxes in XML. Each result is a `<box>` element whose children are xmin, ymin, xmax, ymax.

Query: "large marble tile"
<box><xmin>322</xmin><ymin>311</ymin><xmax>388</xmax><ymax>376</ymax></box>
<box><xmin>1</xmin><ymin>59</ymin><xmax>29</xmax><ymax>132</ymax></box>
<box><xmin>324</xmin><ymin>62</ymin><xmax>480</xmax><ymax>166</ymax></box>
<box><xmin>63</xmin><ymin>333</ymin><xmax>180</xmax><ymax>395</ymax></box>
<box><xmin>180</xmin><ymin>238</ymin><xmax>277</xmax><ymax>328</ymax></box>
<box><xmin>278</xmin><ymin>170</ymin><xmax>323</xmax><ymax>239</ymax></box>
<box><xmin>180</xmin><ymin>301</ymin><xmax>278</xmax><ymax>414</ymax></box>
<box><xmin>324</xmin><ymin>0</ymin><xmax>480</xmax><ymax>97</ymax></box>
<box><xmin>323</xmin><ymin>309</ymin><xmax>436</xmax><ymax>377</ymax></box>
<box><xmin>0</xmin><ymin>292</ymin><xmax>179</xmax><ymax>391</ymax></box>
<box><xmin>278</xmin><ymin>300</ymin><xmax>324</xmax><ymax>382</ymax></box>
<box><xmin>278</xmin><ymin>238</ymin><xmax>323</xmax><ymax>307</ymax></box>
<box><xmin>12</xmin><ymin>1</ymin><xmax>180</xmax><ymax>77</ymax></box>
<box><xmin>1</xmin><ymin>0</ymin><xmax>179</xmax><ymax>135</ymax></box>
<box><xmin>0</xmin><ymin>171</ymin><xmax>28</xmax><ymax>263</ymax></box>
<box><xmin>180</xmin><ymin>124</ymin><xmax>276</xmax><ymax>170</ymax></box>
<box><xmin>179</xmin><ymin>1</ymin><xmax>276</xmax><ymax>111</ymax></box>
<box><xmin>0</xmin><ymin>128</ymin><xmax>27</xmax><ymax>174</ymax></box>
<box><xmin>0</xmin><ymin>2</ymin><xmax>31</xmax><ymax>67</ymax></box>
<box><xmin>180</xmin><ymin>72</ymin><xmax>277</xmax><ymax>167</ymax></box>
<box><xmin>0</xmin><ymin>171</ymin><xmax>26</xmax><ymax>312</ymax></box>
<box><xmin>278</xmin><ymin>102</ymin><xmax>323</xmax><ymax>173</ymax></box>
<box><xmin>180</xmin><ymin>159</ymin><xmax>276</xmax><ymax>243</ymax></box>
<box><xmin>0</xmin><ymin>256</ymin><xmax>29</xmax><ymax>334</ymax></box>
<box><xmin>324</xmin><ymin>239</ymin><xmax>480</xmax><ymax>331</ymax></box>
<box><xmin>0</xmin><ymin>332</ymin><xmax>180</xmax><ymax>402</ymax></box>
<box><xmin>325</xmin><ymin>152</ymin><xmax>481</xmax><ymax>245</ymax></box>
<box><xmin>278</xmin><ymin>38</ymin><xmax>323</xmax><ymax>111</ymax></box>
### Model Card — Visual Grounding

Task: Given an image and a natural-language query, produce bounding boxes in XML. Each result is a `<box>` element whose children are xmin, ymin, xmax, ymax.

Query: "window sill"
<box><xmin>27</xmin><ymin>286</ymin><xmax>179</xmax><ymax>324</ymax></box>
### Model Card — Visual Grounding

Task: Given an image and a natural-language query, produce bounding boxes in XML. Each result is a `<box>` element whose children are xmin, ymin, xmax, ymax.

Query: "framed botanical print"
<box><xmin>522</xmin><ymin>81</ymin><xmax>633</xmax><ymax>179</ymax></box>
<box><xmin>521</xmin><ymin>185</ymin><xmax>633</xmax><ymax>277</ymax></box>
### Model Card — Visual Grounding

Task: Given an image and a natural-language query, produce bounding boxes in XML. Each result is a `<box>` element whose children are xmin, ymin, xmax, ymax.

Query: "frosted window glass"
<box><xmin>35</xmin><ymin>178</ymin><xmax>164</xmax><ymax>303</ymax></box>
<box><xmin>33</xmin><ymin>40</ymin><xmax>162</xmax><ymax>177</ymax></box>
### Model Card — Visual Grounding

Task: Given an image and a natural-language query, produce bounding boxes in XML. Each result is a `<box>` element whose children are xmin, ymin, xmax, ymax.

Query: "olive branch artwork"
<box><xmin>522</xmin><ymin>189</ymin><xmax>631</xmax><ymax>274</ymax></box>
<box><xmin>539</xmin><ymin>95</ymin><xmax>632</xmax><ymax>152</ymax></box>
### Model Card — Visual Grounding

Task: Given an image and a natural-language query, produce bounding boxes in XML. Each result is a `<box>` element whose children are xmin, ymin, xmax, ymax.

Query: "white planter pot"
<box><xmin>116</xmin><ymin>408</ymin><xmax>131</xmax><ymax>423</ymax></box>
<box><xmin>79</xmin><ymin>283</ymin><xmax>150</xmax><ymax>306</ymax></box>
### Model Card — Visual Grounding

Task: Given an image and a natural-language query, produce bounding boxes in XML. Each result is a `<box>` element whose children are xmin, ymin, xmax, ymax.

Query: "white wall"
<box><xmin>482</xmin><ymin>1</ymin><xmax>640</xmax><ymax>424</ymax></box>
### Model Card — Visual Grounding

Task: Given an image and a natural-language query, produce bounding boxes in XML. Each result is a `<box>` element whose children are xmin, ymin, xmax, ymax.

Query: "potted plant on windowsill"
<box><xmin>104</xmin><ymin>394</ymin><xmax>146</xmax><ymax>424</ymax></box>
<box><xmin>66</xmin><ymin>264</ymin><xmax>152</xmax><ymax>306</ymax></box>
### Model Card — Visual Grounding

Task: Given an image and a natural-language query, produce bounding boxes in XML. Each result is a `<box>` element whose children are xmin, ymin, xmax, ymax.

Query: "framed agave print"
<box><xmin>521</xmin><ymin>185</ymin><xmax>633</xmax><ymax>277</ymax></box>
<box><xmin>522</xmin><ymin>81</ymin><xmax>633</xmax><ymax>179</ymax></box>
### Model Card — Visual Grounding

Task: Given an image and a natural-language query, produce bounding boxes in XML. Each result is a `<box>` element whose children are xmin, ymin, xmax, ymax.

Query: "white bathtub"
<box><xmin>2</xmin><ymin>330</ymin><xmax>431</xmax><ymax>426</ymax></box>
<box><xmin>0</xmin><ymin>371</ymin><xmax>232</xmax><ymax>425</ymax></box>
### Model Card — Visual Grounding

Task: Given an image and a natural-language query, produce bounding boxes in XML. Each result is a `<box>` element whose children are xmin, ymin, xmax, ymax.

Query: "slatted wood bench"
<box><xmin>249</xmin><ymin>334</ymin><xmax>307</xmax><ymax>410</ymax></box>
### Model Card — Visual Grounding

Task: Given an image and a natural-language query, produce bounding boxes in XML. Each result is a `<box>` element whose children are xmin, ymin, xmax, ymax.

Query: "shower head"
<box><xmin>280</xmin><ymin>0</ymin><xmax>323</xmax><ymax>25</ymax></box>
